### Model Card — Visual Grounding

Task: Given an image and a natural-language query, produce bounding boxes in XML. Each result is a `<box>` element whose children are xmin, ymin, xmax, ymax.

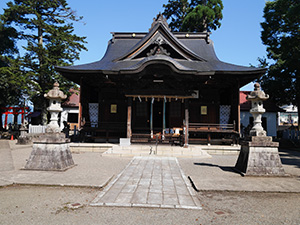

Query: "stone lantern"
<box><xmin>247</xmin><ymin>83</ymin><xmax>269</xmax><ymax>137</ymax></box>
<box><xmin>24</xmin><ymin>82</ymin><xmax>74</xmax><ymax>171</ymax></box>
<box><xmin>235</xmin><ymin>83</ymin><xmax>285</xmax><ymax>176</ymax></box>
<box><xmin>44</xmin><ymin>82</ymin><xmax>67</xmax><ymax>133</ymax></box>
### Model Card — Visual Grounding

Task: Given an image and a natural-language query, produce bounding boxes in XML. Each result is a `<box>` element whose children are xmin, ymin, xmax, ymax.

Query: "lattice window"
<box><xmin>219</xmin><ymin>105</ymin><xmax>231</xmax><ymax>124</ymax></box>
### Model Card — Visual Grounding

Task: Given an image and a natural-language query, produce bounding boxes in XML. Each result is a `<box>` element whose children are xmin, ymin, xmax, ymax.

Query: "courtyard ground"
<box><xmin>0</xmin><ymin>140</ymin><xmax>299</xmax><ymax>224</ymax></box>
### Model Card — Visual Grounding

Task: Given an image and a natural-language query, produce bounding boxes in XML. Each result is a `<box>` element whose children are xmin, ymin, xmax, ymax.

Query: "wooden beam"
<box><xmin>127</xmin><ymin>98</ymin><xmax>132</xmax><ymax>138</ymax></box>
<box><xmin>184</xmin><ymin>99</ymin><xmax>189</xmax><ymax>148</ymax></box>
<box><xmin>150</xmin><ymin>98</ymin><xmax>154</xmax><ymax>138</ymax></box>
<box><xmin>237</xmin><ymin>80</ymin><xmax>241</xmax><ymax>134</ymax></box>
<box><xmin>162</xmin><ymin>97</ymin><xmax>166</xmax><ymax>139</ymax></box>
<box><xmin>78</xmin><ymin>77</ymin><xmax>83</xmax><ymax>129</ymax></box>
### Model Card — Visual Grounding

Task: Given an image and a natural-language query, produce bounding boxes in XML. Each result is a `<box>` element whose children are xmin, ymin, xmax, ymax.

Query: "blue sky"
<box><xmin>1</xmin><ymin>0</ymin><xmax>267</xmax><ymax>91</ymax></box>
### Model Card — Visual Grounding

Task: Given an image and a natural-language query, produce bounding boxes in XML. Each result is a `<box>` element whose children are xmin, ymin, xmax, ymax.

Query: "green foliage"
<box><xmin>0</xmin><ymin>21</ymin><xmax>18</xmax><ymax>58</ymax></box>
<box><xmin>0</xmin><ymin>21</ymin><xmax>25</xmax><ymax>108</ymax></box>
<box><xmin>1</xmin><ymin>0</ymin><xmax>87</xmax><ymax>124</ymax></box>
<box><xmin>162</xmin><ymin>0</ymin><xmax>223</xmax><ymax>32</ymax></box>
<box><xmin>0</xmin><ymin>57</ymin><xmax>25</xmax><ymax>106</ymax></box>
<box><xmin>259</xmin><ymin>0</ymin><xmax>300</xmax><ymax>122</ymax></box>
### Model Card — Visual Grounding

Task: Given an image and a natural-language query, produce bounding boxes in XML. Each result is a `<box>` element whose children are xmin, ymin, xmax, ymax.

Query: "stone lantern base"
<box><xmin>24</xmin><ymin>133</ymin><xmax>74</xmax><ymax>171</ymax></box>
<box><xmin>235</xmin><ymin>137</ymin><xmax>285</xmax><ymax>176</ymax></box>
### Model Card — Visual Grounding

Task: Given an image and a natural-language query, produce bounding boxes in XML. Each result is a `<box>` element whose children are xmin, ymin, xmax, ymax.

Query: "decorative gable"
<box><xmin>146</xmin><ymin>35</ymin><xmax>170</xmax><ymax>57</ymax></box>
<box><xmin>117</xmin><ymin>14</ymin><xmax>205</xmax><ymax>62</ymax></box>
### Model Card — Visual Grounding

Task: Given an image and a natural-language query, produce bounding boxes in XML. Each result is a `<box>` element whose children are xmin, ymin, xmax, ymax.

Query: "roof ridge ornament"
<box><xmin>150</xmin><ymin>13</ymin><xmax>171</xmax><ymax>31</ymax></box>
<box><xmin>147</xmin><ymin>35</ymin><xmax>170</xmax><ymax>57</ymax></box>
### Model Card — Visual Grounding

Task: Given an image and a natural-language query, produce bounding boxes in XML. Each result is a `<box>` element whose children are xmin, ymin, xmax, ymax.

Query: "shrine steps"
<box><xmin>70</xmin><ymin>143</ymin><xmax>114</xmax><ymax>153</ymax></box>
<box><xmin>102</xmin><ymin>144</ymin><xmax>240</xmax><ymax>158</ymax></box>
<box><xmin>69</xmin><ymin>143</ymin><xmax>240</xmax><ymax>156</ymax></box>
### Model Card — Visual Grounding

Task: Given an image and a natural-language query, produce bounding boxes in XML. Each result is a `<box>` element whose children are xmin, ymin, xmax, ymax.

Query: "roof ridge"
<box><xmin>149</xmin><ymin>13</ymin><xmax>170</xmax><ymax>31</ymax></box>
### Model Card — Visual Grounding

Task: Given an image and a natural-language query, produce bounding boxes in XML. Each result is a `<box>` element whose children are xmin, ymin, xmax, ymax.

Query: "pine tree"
<box><xmin>0</xmin><ymin>21</ymin><xmax>26</xmax><ymax>130</ymax></box>
<box><xmin>1</xmin><ymin>0</ymin><xmax>87</xmax><ymax>124</ymax></box>
<box><xmin>162</xmin><ymin>0</ymin><xmax>223</xmax><ymax>32</ymax></box>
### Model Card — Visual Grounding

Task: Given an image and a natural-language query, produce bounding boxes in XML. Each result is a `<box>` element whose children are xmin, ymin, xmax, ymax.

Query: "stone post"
<box><xmin>24</xmin><ymin>82</ymin><xmax>74</xmax><ymax>171</ymax></box>
<box><xmin>235</xmin><ymin>83</ymin><xmax>285</xmax><ymax>176</ymax></box>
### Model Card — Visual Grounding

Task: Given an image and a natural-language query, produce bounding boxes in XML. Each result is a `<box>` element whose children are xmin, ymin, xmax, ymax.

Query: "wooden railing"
<box><xmin>188</xmin><ymin>123</ymin><xmax>238</xmax><ymax>145</ymax></box>
<box><xmin>83</xmin><ymin>122</ymin><xmax>126</xmax><ymax>130</ymax></box>
<box><xmin>82</xmin><ymin>122</ymin><xmax>126</xmax><ymax>143</ymax></box>
<box><xmin>28</xmin><ymin>124</ymin><xmax>46</xmax><ymax>134</ymax></box>
<box><xmin>188</xmin><ymin>123</ymin><xmax>236</xmax><ymax>132</ymax></box>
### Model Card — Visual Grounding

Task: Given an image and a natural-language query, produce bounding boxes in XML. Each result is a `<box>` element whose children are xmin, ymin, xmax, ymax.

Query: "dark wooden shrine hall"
<box><xmin>56</xmin><ymin>14</ymin><xmax>266</xmax><ymax>146</ymax></box>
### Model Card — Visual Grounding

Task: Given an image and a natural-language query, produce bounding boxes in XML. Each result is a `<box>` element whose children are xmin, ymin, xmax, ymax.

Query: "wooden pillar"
<box><xmin>150</xmin><ymin>98</ymin><xmax>154</xmax><ymax>138</ymax></box>
<box><xmin>162</xmin><ymin>97</ymin><xmax>166</xmax><ymax>139</ymax></box>
<box><xmin>127</xmin><ymin>97</ymin><xmax>132</xmax><ymax>138</ymax></box>
<box><xmin>231</xmin><ymin>81</ymin><xmax>240</xmax><ymax>133</ymax></box>
<box><xmin>207</xmin><ymin>133</ymin><xmax>211</xmax><ymax>145</ymax></box>
<box><xmin>21</xmin><ymin>108</ymin><xmax>25</xmax><ymax>124</ymax></box>
<box><xmin>78</xmin><ymin>77</ymin><xmax>83</xmax><ymax>129</ymax></box>
<box><xmin>184</xmin><ymin>99</ymin><xmax>189</xmax><ymax>148</ymax></box>
<box><xmin>4</xmin><ymin>113</ymin><xmax>8</xmax><ymax>128</ymax></box>
<box><xmin>13</xmin><ymin>109</ymin><xmax>17</xmax><ymax>124</ymax></box>
<box><xmin>237</xmin><ymin>81</ymin><xmax>241</xmax><ymax>133</ymax></box>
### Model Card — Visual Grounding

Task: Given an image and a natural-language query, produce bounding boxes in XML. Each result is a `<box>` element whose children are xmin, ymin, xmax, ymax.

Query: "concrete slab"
<box><xmin>91</xmin><ymin>157</ymin><xmax>202</xmax><ymax>209</ymax></box>
<box><xmin>178</xmin><ymin>152</ymin><xmax>300</xmax><ymax>193</ymax></box>
<box><xmin>0</xmin><ymin>141</ymin><xmax>131</xmax><ymax>188</ymax></box>
<box><xmin>0</xmin><ymin>140</ymin><xmax>299</xmax><ymax>197</ymax></box>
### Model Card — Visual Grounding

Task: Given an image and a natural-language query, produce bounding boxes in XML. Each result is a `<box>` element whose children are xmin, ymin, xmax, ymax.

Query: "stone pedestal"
<box><xmin>17</xmin><ymin>127</ymin><xmax>32</xmax><ymax>145</ymax></box>
<box><xmin>24</xmin><ymin>133</ymin><xmax>74</xmax><ymax>171</ymax></box>
<box><xmin>235</xmin><ymin>137</ymin><xmax>285</xmax><ymax>176</ymax></box>
<box><xmin>24</xmin><ymin>82</ymin><xmax>74</xmax><ymax>171</ymax></box>
<box><xmin>17</xmin><ymin>135</ymin><xmax>32</xmax><ymax>145</ymax></box>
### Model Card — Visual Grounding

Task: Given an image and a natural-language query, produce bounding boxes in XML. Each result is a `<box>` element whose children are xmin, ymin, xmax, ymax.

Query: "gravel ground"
<box><xmin>1</xmin><ymin>185</ymin><xmax>299</xmax><ymax>225</ymax></box>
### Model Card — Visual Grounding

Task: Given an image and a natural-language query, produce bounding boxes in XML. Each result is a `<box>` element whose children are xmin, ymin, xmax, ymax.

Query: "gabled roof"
<box><xmin>56</xmin><ymin>14</ymin><xmax>266</xmax><ymax>85</ymax></box>
<box><xmin>240</xmin><ymin>91</ymin><xmax>284</xmax><ymax>112</ymax></box>
<box><xmin>62</xmin><ymin>89</ymin><xmax>79</xmax><ymax>108</ymax></box>
<box><xmin>115</xmin><ymin>21</ymin><xmax>205</xmax><ymax>62</ymax></box>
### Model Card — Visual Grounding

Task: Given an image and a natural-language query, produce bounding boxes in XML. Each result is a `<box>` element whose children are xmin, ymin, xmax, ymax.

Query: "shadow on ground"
<box><xmin>193</xmin><ymin>162</ymin><xmax>241</xmax><ymax>175</ymax></box>
<box><xmin>279</xmin><ymin>149</ymin><xmax>300</xmax><ymax>169</ymax></box>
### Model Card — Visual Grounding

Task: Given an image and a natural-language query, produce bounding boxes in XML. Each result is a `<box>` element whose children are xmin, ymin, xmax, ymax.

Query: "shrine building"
<box><xmin>56</xmin><ymin>14</ymin><xmax>266</xmax><ymax>146</ymax></box>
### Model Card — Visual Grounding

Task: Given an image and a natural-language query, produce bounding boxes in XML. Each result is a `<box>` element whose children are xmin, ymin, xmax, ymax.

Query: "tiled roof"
<box><xmin>56</xmin><ymin>16</ymin><xmax>266</xmax><ymax>86</ymax></box>
<box><xmin>62</xmin><ymin>89</ymin><xmax>79</xmax><ymax>108</ymax></box>
<box><xmin>240</xmin><ymin>91</ymin><xmax>283</xmax><ymax>112</ymax></box>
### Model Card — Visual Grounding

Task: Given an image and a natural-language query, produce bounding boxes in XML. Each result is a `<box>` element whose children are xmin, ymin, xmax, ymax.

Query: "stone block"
<box><xmin>251</xmin><ymin>136</ymin><xmax>272</xmax><ymax>143</ymax></box>
<box><xmin>24</xmin><ymin>134</ymin><xmax>74</xmax><ymax>171</ymax></box>
<box><xmin>120</xmin><ymin>138</ymin><xmax>131</xmax><ymax>146</ymax></box>
<box><xmin>17</xmin><ymin>136</ymin><xmax>32</xmax><ymax>145</ymax></box>
<box><xmin>235</xmin><ymin>143</ymin><xmax>285</xmax><ymax>176</ymax></box>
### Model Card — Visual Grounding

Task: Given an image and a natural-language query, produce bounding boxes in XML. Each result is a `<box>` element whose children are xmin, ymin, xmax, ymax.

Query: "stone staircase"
<box><xmin>102</xmin><ymin>145</ymin><xmax>210</xmax><ymax>158</ymax></box>
<box><xmin>69</xmin><ymin>143</ymin><xmax>115</xmax><ymax>153</ymax></box>
<box><xmin>69</xmin><ymin>143</ymin><xmax>240</xmax><ymax>157</ymax></box>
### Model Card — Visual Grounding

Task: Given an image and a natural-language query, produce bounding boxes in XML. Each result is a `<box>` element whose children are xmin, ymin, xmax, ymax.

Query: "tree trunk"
<box><xmin>0</xmin><ymin>106</ymin><xmax>4</xmax><ymax>131</ymax></box>
<box><xmin>41</xmin><ymin>100</ymin><xmax>48</xmax><ymax>125</ymax></box>
<box><xmin>296</xmin><ymin>75</ymin><xmax>300</xmax><ymax>130</ymax></box>
<box><xmin>37</xmin><ymin>23</ymin><xmax>47</xmax><ymax>126</ymax></box>
<box><xmin>202</xmin><ymin>0</ymin><xmax>208</xmax><ymax>32</ymax></box>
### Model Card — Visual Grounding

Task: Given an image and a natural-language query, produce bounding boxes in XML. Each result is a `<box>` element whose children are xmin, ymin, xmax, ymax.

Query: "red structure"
<box><xmin>1</xmin><ymin>107</ymin><xmax>29</xmax><ymax>128</ymax></box>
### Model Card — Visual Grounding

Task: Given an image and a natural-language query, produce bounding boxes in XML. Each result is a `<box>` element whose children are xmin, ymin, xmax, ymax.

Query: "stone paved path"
<box><xmin>91</xmin><ymin>156</ymin><xmax>201</xmax><ymax>209</ymax></box>
<box><xmin>0</xmin><ymin>140</ymin><xmax>14</xmax><ymax>171</ymax></box>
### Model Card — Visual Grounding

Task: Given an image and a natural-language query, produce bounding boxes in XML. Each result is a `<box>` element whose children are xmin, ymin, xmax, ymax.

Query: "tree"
<box><xmin>1</xmin><ymin>0</ymin><xmax>87</xmax><ymax>124</ymax></box>
<box><xmin>260</xmin><ymin>0</ymin><xmax>300</xmax><ymax>127</ymax></box>
<box><xmin>0</xmin><ymin>21</ymin><xmax>17</xmax><ymax>61</ymax></box>
<box><xmin>162</xmin><ymin>0</ymin><xmax>223</xmax><ymax>32</ymax></box>
<box><xmin>0</xmin><ymin>22</ymin><xmax>27</xmax><ymax>130</ymax></box>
